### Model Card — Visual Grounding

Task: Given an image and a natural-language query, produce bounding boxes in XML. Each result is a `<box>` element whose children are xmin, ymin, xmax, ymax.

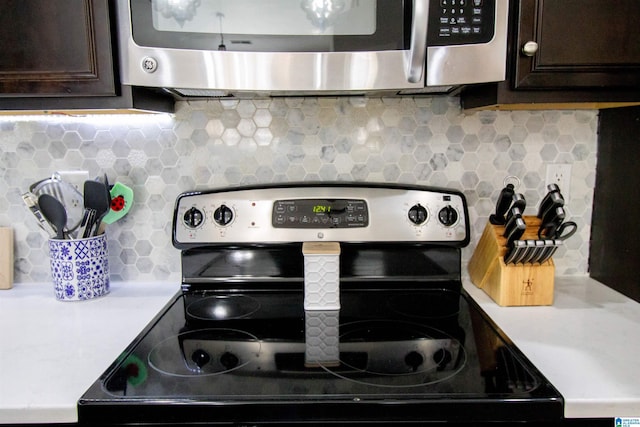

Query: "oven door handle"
<box><xmin>406</xmin><ymin>0</ymin><xmax>429</xmax><ymax>83</ymax></box>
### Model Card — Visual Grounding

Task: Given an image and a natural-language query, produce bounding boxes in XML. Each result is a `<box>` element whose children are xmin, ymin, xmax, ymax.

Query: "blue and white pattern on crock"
<box><xmin>49</xmin><ymin>234</ymin><xmax>110</xmax><ymax>301</ymax></box>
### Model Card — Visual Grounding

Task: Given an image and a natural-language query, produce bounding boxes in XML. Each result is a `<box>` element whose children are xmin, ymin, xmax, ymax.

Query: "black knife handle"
<box><xmin>511</xmin><ymin>218</ymin><xmax>526</xmax><ymax>241</ymax></box>
<box><xmin>505</xmin><ymin>217</ymin><xmax>526</xmax><ymax>247</ymax></box>
<box><xmin>539</xmin><ymin>192</ymin><xmax>565</xmax><ymax>220</ymax></box>
<box><xmin>511</xmin><ymin>193</ymin><xmax>526</xmax><ymax>213</ymax></box>
<box><xmin>538</xmin><ymin>206</ymin><xmax>566</xmax><ymax>239</ymax></box>
<box><xmin>537</xmin><ymin>239</ymin><xmax>556</xmax><ymax>264</ymax></box>
<box><xmin>542</xmin><ymin>205</ymin><xmax>566</xmax><ymax>227</ymax></box>
<box><xmin>490</xmin><ymin>184</ymin><xmax>514</xmax><ymax>225</ymax></box>
<box><xmin>503</xmin><ymin>208</ymin><xmax>520</xmax><ymax>237</ymax></box>
<box><xmin>518</xmin><ymin>240</ymin><xmax>538</xmax><ymax>264</ymax></box>
<box><xmin>505</xmin><ymin>206</ymin><xmax>522</xmax><ymax>225</ymax></box>
<box><xmin>537</xmin><ymin>184</ymin><xmax>564</xmax><ymax>218</ymax></box>
<box><xmin>504</xmin><ymin>240</ymin><xmax>527</xmax><ymax>264</ymax></box>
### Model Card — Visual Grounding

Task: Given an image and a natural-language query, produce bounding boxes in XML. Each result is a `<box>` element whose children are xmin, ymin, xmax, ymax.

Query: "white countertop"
<box><xmin>463</xmin><ymin>276</ymin><xmax>640</xmax><ymax>419</ymax></box>
<box><xmin>0</xmin><ymin>282</ymin><xmax>178</xmax><ymax>424</ymax></box>
<box><xmin>1</xmin><ymin>276</ymin><xmax>639</xmax><ymax>424</ymax></box>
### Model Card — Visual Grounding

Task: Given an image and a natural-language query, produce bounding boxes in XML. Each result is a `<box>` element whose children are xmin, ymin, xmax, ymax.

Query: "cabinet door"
<box><xmin>0</xmin><ymin>0</ymin><xmax>116</xmax><ymax>97</ymax></box>
<box><xmin>514</xmin><ymin>0</ymin><xmax>640</xmax><ymax>89</ymax></box>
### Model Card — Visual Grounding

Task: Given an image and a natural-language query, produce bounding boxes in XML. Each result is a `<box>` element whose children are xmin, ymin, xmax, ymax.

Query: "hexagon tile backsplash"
<box><xmin>0</xmin><ymin>97</ymin><xmax>597</xmax><ymax>284</ymax></box>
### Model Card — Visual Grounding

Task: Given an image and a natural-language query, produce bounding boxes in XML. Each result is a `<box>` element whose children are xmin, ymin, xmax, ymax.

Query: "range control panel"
<box><xmin>173</xmin><ymin>185</ymin><xmax>470</xmax><ymax>248</ymax></box>
<box><xmin>272</xmin><ymin>199</ymin><xmax>369</xmax><ymax>229</ymax></box>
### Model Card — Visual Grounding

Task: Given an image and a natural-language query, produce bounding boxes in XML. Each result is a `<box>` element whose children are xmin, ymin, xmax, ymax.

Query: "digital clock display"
<box><xmin>273</xmin><ymin>198</ymin><xmax>368</xmax><ymax>228</ymax></box>
<box><xmin>312</xmin><ymin>205</ymin><xmax>331</xmax><ymax>213</ymax></box>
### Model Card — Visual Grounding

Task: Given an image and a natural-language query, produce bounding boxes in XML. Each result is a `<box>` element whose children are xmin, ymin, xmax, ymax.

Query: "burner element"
<box><xmin>319</xmin><ymin>320</ymin><xmax>466</xmax><ymax>387</ymax></box>
<box><xmin>148</xmin><ymin>328</ymin><xmax>261</xmax><ymax>377</ymax></box>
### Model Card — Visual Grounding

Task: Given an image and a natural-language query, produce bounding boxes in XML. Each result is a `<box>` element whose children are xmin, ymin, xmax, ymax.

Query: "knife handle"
<box><xmin>511</xmin><ymin>218</ymin><xmax>526</xmax><ymax>242</ymax></box>
<box><xmin>537</xmin><ymin>185</ymin><xmax>564</xmax><ymax>218</ymax></box>
<box><xmin>538</xmin><ymin>192</ymin><xmax>565</xmax><ymax>221</ymax></box>
<box><xmin>504</xmin><ymin>217</ymin><xmax>526</xmax><ymax>247</ymax></box>
<box><xmin>548</xmin><ymin>240</ymin><xmax>563</xmax><ymax>259</ymax></box>
<box><xmin>538</xmin><ymin>206</ymin><xmax>566</xmax><ymax>239</ymax></box>
<box><xmin>536</xmin><ymin>239</ymin><xmax>556</xmax><ymax>264</ymax></box>
<box><xmin>518</xmin><ymin>239</ymin><xmax>538</xmax><ymax>264</ymax></box>
<box><xmin>505</xmin><ymin>206</ymin><xmax>523</xmax><ymax>227</ymax></box>
<box><xmin>503</xmin><ymin>208</ymin><xmax>519</xmax><ymax>237</ymax></box>
<box><xmin>530</xmin><ymin>240</ymin><xmax>546</xmax><ymax>264</ymax></box>
<box><xmin>511</xmin><ymin>193</ymin><xmax>526</xmax><ymax>213</ymax></box>
<box><xmin>504</xmin><ymin>240</ymin><xmax>527</xmax><ymax>264</ymax></box>
<box><xmin>543</xmin><ymin>205</ymin><xmax>566</xmax><ymax>226</ymax></box>
<box><xmin>490</xmin><ymin>184</ymin><xmax>515</xmax><ymax>225</ymax></box>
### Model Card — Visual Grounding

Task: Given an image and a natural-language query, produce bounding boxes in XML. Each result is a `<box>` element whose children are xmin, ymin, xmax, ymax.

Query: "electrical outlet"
<box><xmin>545</xmin><ymin>164</ymin><xmax>571</xmax><ymax>200</ymax></box>
<box><xmin>55</xmin><ymin>170</ymin><xmax>90</xmax><ymax>193</ymax></box>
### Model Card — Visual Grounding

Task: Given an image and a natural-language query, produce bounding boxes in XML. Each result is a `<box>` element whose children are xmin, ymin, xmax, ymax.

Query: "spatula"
<box><xmin>103</xmin><ymin>182</ymin><xmax>133</xmax><ymax>224</ymax></box>
<box><xmin>82</xmin><ymin>180</ymin><xmax>111</xmax><ymax>237</ymax></box>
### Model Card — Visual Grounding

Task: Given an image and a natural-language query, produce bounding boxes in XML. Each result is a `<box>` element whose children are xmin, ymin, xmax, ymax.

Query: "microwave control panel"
<box><xmin>428</xmin><ymin>0</ymin><xmax>496</xmax><ymax>46</ymax></box>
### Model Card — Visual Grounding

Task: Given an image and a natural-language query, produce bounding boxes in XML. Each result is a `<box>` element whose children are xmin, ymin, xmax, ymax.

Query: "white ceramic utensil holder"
<box><xmin>48</xmin><ymin>233</ymin><xmax>110</xmax><ymax>301</ymax></box>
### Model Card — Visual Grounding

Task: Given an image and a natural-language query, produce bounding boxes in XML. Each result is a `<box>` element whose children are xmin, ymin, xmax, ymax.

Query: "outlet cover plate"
<box><xmin>545</xmin><ymin>164</ymin><xmax>571</xmax><ymax>200</ymax></box>
<box><xmin>55</xmin><ymin>170</ymin><xmax>90</xmax><ymax>193</ymax></box>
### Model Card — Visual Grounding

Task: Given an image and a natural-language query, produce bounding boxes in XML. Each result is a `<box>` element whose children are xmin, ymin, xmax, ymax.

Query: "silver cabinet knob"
<box><xmin>521</xmin><ymin>41</ymin><xmax>539</xmax><ymax>57</ymax></box>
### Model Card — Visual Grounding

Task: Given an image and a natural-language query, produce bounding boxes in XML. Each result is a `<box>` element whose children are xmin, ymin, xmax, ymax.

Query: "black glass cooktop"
<box><xmin>79</xmin><ymin>288</ymin><xmax>562</xmax><ymax>425</ymax></box>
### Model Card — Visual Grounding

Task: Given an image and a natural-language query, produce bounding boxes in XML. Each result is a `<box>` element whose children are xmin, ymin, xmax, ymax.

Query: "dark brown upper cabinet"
<box><xmin>514</xmin><ymin>0</ymin><xmax>640</xmax><ymax>89</ymax></box>
<box><xmin>0</xmin><ymin>0</ymin><xmax>115</xmax><ymax>97</ymax></box>
<box><xmin>462</xmin><ymin>0</ymin><xmax>640</xmax><ymax>110</ymax></box>
<box><xmin>0</xmin><ymin>0</ymin><xmax>172</xmax><ymax>113</ymax></box>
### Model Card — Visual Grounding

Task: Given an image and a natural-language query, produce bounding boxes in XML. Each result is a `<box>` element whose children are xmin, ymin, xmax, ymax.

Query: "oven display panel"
<box><xmin>272</xmin><ymin>199</ymin><xmax>368</xmax><ymax>228</ymax></box>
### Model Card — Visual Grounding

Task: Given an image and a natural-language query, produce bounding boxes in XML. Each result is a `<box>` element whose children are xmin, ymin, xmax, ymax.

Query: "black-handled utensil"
<box><xmin>504</xmin><ymin>239</ymin><xmax>527</xmax><ymax>264</ymax></box>
<box><xmin>504</xmin><ymin>217</ymin><xmax>526</xmax><ymax>247</ymax></box>
<box><xmin>82</xmin><ymin>180</ymin><xmax>111</xmax><ymax>237</ymax></box>
<box><xmin>517</xmin><ymin>240</ymin><xmax>535</xmax><ymax>264</ymax></box>
<box><xmin>536</xmin><ymin>239</ymin><xmax>558</xmax><ymax>264</ymax></box>
<box><xmin>490</xmin><ymin>183</ymin><xmax>515</xmax><ymax>225</ymax></box>
<box><xmin>542</xmin><ymin>205</ymin><xmax>565</xmax><ymax>226</ymax></box>
<box><xmin>539</xmin><ymin>220</ymin><xmax>578</xmax><ymax>241</ymax></box>
<box><xmin>529</xmin><ymin>240</ymin><xmax>547</xmax><ymax>264</ymax></box>
<box><xmin>504</xmin><ymin>205</ymin><xmax>524</xmax><ymax>229</ymax></box>
<box><xmin>538</xmin><ymin>206</ymin><xmax>565</xmax><ymax>238</ymax></box>
<box><xmin>537</xmin><ymin>184</ymin><xmax>564</xmax><ymax>218</ymax></box>
<box><xmin>38</xmin><ymin>194</ymin><xmax>68</xmax><ymax>240</ymax></box>
<box><xmin>511</xmin><ymin>193</ymin><xmax>526</xmax><ymax>214</ymax></box>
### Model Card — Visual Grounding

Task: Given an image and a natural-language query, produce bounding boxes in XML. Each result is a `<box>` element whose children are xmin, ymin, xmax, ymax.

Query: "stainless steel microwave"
<box><xmin>115</xmin><ymin>0</ymin><xmax>508</xmax><ymax>97</ymax></box>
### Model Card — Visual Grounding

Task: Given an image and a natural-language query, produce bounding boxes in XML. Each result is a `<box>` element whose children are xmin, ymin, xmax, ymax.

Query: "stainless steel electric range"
<box><xmin>79</xmin><ymin>183</ymin><xmax>562</xmax><ymax>425</ymax></box>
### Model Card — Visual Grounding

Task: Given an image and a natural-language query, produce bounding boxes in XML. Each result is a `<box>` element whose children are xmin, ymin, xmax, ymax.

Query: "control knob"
<box><xmin>408</xmin><ymin>204</ymin><xmax>428</xmax><ymax>225</ymax></box>
<box><xmin>183</xmin><ymin>207</ymin><xmax>204</xmax><ymax>228</ymax></box>
<box><xmin>438</xmin><ymin>205</ymin><xmax>458</xmax><ymax>226</ymax></box>
<box><xmin>213</xmin><ymin>204</ymin><xmax>234</xmax><ymax>226</ymax></box>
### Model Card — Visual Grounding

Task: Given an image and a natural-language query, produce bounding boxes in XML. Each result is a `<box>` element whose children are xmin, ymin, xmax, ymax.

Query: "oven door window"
<box><xmin>130</xmin><ymin>0</ymin><xmax>408</xmax><ymax>52</ymax></box>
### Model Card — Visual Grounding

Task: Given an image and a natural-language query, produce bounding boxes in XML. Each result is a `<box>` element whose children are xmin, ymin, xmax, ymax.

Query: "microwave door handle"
<box><xmin>406</xmin><ymin>0</ymin><xmax>429</xmax><ymax>83</ymax></box>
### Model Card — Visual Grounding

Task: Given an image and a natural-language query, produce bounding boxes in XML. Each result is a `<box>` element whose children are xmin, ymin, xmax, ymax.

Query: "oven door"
<box><xmin>117</xmin><ymin>0</ymin><xmax>507</xmax><ymax>96</ymax></box>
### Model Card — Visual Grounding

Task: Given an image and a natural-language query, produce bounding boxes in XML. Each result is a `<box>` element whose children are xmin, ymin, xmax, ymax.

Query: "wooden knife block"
<box><xmin>468</xmin><ymin>217</ymin><xmax>554</xmax><ymax>306</ymax></box>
